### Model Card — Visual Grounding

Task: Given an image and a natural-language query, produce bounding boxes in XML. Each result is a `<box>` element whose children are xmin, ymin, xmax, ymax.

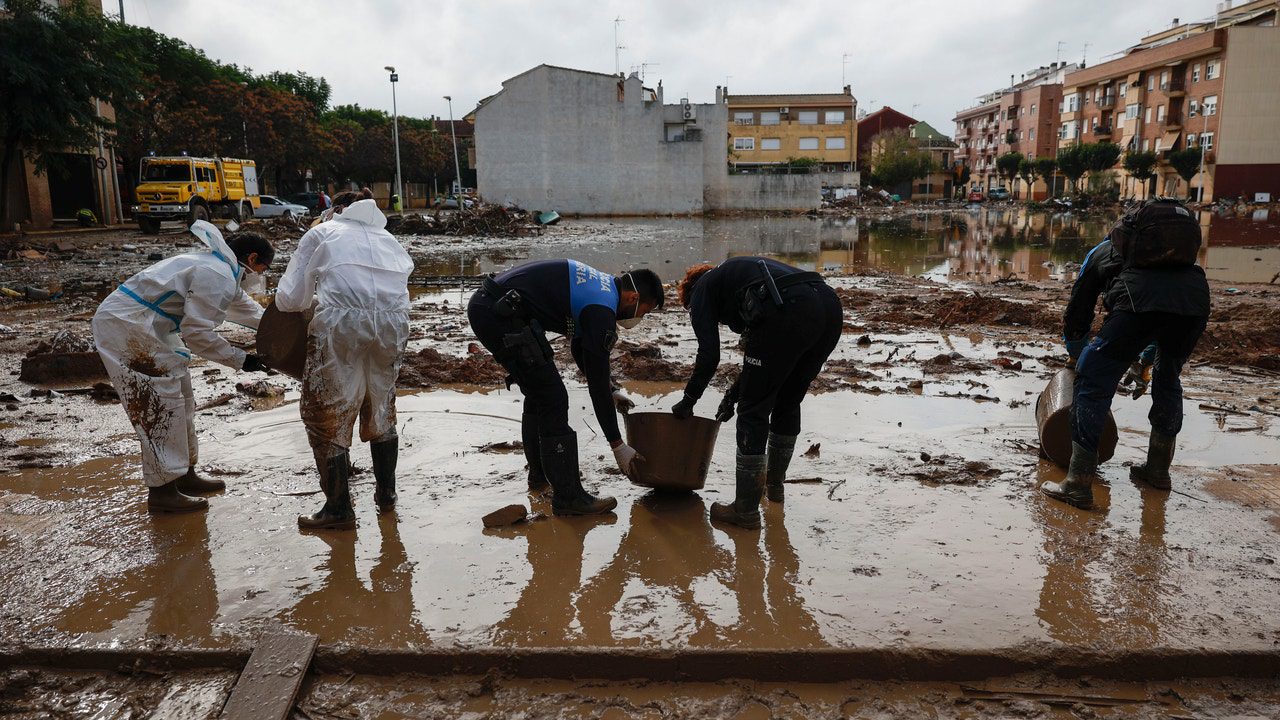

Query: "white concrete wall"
<box><xmin>710</xmin><ymin>174</ymin><xmax>823</xmax><ymax>211</ymax></box>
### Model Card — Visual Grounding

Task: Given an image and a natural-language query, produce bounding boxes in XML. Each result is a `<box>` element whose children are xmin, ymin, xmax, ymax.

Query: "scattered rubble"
<box><xmin>235</xmin><ymin>380</ymin><xmax>286</xmax><ymax>398</ymax></box>
<box><xmin>396</xmin><ymin>347</ymin><xmax>506</xmax><ymax>388</ymax></box>
<box><xmin>232</xmin><ymin>216</ymin><xmax>310</xmax><ymax>242</ymax></box>
<box><xmin>386</xmin><ymin>203</ymin><xmax>544</xmax><ymax>238</ymax></box>
<box><xmin>482</xmin><ymin>503</ymin><xmax>528</xmax><ymax>528</ymax></box>
<box><xmin>19</xmin><ymin>331</ymin><xmax>106</xmax><ymax>384</ymax></box>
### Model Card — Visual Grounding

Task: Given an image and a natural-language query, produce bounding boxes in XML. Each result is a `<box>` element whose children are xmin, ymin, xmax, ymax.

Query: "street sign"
<box><xmin>95</xmin><ymin>157</ymin><xmax>108</xmax><ymax>170</ymax></box>
<box><xmin>390</xmin><ymin>73</ymin><xmax>399</xmax><ymax>82</ymax></box>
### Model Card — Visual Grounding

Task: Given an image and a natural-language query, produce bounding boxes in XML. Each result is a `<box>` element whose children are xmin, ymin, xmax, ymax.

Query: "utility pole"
<box><xmin>1056</xmin><ymin>40</ymin><xmax>1065</xmax><ymax>65</ymax></box>
<box><xmin>445</xmin><ymin>95</ymin><xmax>463</xmax><ymax>196</ymax></box>
<box><xmin>385</xmin><ymin>66</ymin><xmax>402</xmax><ymax>203</ymax></box>
<box><xmin>1082</xmin><ymin>42</ymin><xmax>1091</xmax><ymax>66</ymax></box>
<box><xmin>1197</xmin><ymin>109</ymin><xmax>1209</xmax><ymax>202</ymax></box>
<box><xmin>614</xmin><ymin>16</ymin><xmax>625</xmax><ymax>74</ymax></box>
<box><xmin>118</xmin><ymin>0</ymin><xmax>125</xmax><ymax>22</ymax></box>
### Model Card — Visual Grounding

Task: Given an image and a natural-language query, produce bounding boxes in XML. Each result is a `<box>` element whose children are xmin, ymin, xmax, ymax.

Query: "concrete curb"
<box><xmin>4</xmin><ymin>644</ymin><xmax>1280</xmax><ymax>682</ymax></box>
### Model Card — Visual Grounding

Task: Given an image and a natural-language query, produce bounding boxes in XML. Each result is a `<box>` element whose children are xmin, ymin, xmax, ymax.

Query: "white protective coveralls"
<box><xmin>92</xmin><ymin>221</ymin><xmax>263</xmax><ymax>487</ymax></box>
<box><xmin>275</xmin><ymin>198</ymin><xmax>413</xmax><ymax>460</ymax></box>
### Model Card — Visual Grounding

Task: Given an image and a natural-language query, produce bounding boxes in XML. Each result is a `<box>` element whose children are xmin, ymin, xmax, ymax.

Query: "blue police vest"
<box><xmin>566</xmin><ymin>260</ymin><xmax>618</xmax><ymax>337</ymax></box>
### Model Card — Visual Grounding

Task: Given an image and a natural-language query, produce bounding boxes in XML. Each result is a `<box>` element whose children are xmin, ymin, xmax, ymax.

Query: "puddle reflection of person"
<box><xmin>284</xmin><ymin>513</ymin><xmax>427</xmax><ymax>645</ymax></box>
<box><xmin>575</xmin><ymin>492</ymin><xmax>824</xmax><ymax>647</ymax></box>
<box><xmin>488</xmin><ymin>494</ymin><xmax>616</xmax><ymax>646</ymax></box>
<box><xmin>55</xmin><ymin>513</ymin><xmax>218</xmax><ymax>642</ymax></box>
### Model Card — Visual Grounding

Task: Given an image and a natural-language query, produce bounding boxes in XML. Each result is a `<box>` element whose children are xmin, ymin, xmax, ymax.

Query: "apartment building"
<box><xmin>856</xmin><ymin>106</ymin><xmax>918</xmax><ymax>169</ymax></box>
<box><xmin>726</xmin><ymin>88</ymin><xmax>858</xmax><ymax>173</ymax></box>
<box><xmin>1059</xmin><ymin>0</ymin><xmax>1279</xmax><ymax>200</ymax></box>
<box><xmin>953</xmin><ymin>63</ymin><xmax>1078</xmax><ymax>198</ymax></box>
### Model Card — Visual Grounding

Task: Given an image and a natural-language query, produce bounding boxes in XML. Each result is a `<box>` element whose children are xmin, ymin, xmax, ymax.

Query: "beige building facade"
<box><xmin>726</xmin><ymin>89</ymin><xmax>858</xmax><ymax>172</ymax></box>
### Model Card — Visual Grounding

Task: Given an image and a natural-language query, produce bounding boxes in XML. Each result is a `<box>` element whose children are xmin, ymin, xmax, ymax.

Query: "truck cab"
<box><xmin>133</xmin><ymin>156</ymin><xmax>260</xmax><ymax>234</ymax></box>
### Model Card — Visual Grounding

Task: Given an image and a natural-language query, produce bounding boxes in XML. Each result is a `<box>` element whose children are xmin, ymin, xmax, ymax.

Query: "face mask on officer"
<box><xmin>617</xmin><ymin>273</ymin><xmax>645</xmax><ymax>330</ymax></box>
<box><xmin>238</xmin><ymin>252</ymin><xmax>270</xmax><ymax>294</ymax></box>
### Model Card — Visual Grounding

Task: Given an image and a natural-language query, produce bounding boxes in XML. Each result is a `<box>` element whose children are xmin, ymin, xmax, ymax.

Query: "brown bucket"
<box><xmin>255</xmin><ymin>301</ymin><xmax>311</xmax><ymax>380</ymax></box>
<box><xmin>1035</xmin><ymin>367</ymin><xmax>1119</xmax><ymax>467</ymax></box>
<box><xmin>622</xmin><ymin>411</ymin><xmax>720</xmax><ymax>491</ymax></box>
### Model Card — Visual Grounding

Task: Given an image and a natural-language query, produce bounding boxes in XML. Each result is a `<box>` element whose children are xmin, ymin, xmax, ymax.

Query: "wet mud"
<box><xmin>396</xmin><ymin>346</ymin><xmax>506</xmax><ymax>388</ymax></box>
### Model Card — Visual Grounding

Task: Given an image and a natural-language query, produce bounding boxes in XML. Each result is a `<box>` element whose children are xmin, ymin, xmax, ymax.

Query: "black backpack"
<box><xmin>1110</xmin><ymin>198</ymin><xmax>1201</xmax><ymax>268</ymax></box>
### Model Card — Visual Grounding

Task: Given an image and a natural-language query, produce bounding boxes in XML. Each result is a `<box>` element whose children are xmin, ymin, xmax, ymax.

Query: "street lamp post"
<box><xmin>238</xmin><ymin>81</ymin><xmax>249</xmax><ymax>156</ymax></box>
<box><xmin>385</xmin><ymin>66</ymin><xmax>403</xmax><ymax>204</ymax></box>
<box><xmin>444</xmin><ymin>95</ymin><xmax>463</xmax><ymax>196</ymax></box>
<box><xmin>1197</xmin><ymin>109</ymin><xmax>1209</xmax><ymax>203</ymax></box>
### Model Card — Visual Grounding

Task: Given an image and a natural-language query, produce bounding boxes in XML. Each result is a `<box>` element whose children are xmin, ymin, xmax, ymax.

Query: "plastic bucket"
<box><xmin>1035</xmin><ymin>367</ymin><xmax>1118</xmax><ymax>467</ymax></box>
<box><xmin>622</xmin><ymin>411</ymin><xmax>720</xmax><ymax>491</ymax></box>
<box><xmin>255</xmin><ymin>301</ymin><xmax>310</xmax><ymax>380</ymax></box>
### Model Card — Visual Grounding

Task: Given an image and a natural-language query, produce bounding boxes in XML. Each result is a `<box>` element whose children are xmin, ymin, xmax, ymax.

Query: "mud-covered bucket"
<box><xmin>255</xmin><ymin>301</ymin><xmax>311</xmax><ymax>380</ymax></box>
<box><xmin>622</xmin><ymin>411</ymin><xmax>720</xmax><ymax>491</ymax></box>
<box><xmin>1036</xmin><ymin>367</ymin><xmax>1118</xmax><ymax>467</ymax></box>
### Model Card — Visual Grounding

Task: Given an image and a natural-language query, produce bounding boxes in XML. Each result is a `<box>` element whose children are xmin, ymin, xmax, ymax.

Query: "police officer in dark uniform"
<box><xmin>467</xmin><ymin>260</ymin><xmax>665</xmax><ymax>516</ymax></box>
<box><xmin>1042</xmin><ymin>199</ymin><xmax>1210</xmax><ymax>508</ymax></box>
<box><xmin>672</xmin><ymin>257</ymin><xmax>844</xmax><ymax>529</ymax></box>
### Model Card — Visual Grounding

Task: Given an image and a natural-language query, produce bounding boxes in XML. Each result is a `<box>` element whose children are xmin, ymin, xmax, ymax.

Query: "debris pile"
<box><xmin>397</xmin><ymin>347</ymin><xmax>506</xmax><ymax>388</ymax></box>
<box><xmin>839</xmin><ymin>288</ymin><xmax>1059</xmax><ymax>332</ymax></box>
<box><xmin>232</xmin><ymin>216</ymin><xmax>309</xmax><ymax>242</ymax></box>
<box><xmin>611</xmin><ymin>342</ymin><xmax>691</xmax><ymax>382</ymax></box>
<box><xmin>386</xmin><ymin>204</ymin><xmax>544</xmax><ymax>238</ymax></box>
<box><xmin>19</xmin><ymin>331</ymin><xmax>106</xmax><ymax>384</ymax></box>
<box><xmin>1197</xmin><ymin>302</ymin><xmax>1280</xmax><ymax>370</ymax></box>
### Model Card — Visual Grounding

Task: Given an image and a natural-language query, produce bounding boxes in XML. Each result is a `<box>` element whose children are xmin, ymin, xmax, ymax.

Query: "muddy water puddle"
<box><xmin>406</xmin><ymin>208</ymin><xmax>1280</xmax><ymax>285</ymax></box>
<box><xmin>3</xmin><ymin>371</ymin><xmax>1279</xmax><ymax>655</ymax></box>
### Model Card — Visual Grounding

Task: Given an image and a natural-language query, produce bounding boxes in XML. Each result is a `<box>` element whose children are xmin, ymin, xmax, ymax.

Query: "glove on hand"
<box><xmin>1064</xmin><ymin>336</ymin><xmax>1089</xmax><ymax>360</ymax></box>
<box><xmin>612</xmin><ymin>443</ymin><xmax>644</xmax><ymax>476</ymax></box>
<box><xmin>242</xmin><ymin>353</ymin><xmax>269</xmax><ymax>373</ymax></box>
<box><xmin>715</xmin><ymin>395</ymin><xmax>736</xmax><ymax>423</ymax></box>
<box><xmin>612</xmin><ymin>390</ymin><xmax>635</xmax><ymax>414</ymax></box>
<box><xmin>671</xmin><ymin>395</ymin><xmax>696</xmax><ymax>419</ymax></box>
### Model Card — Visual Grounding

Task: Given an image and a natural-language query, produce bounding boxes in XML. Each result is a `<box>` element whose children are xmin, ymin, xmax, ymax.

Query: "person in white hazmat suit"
<box><xmin>92</xmin><ymin>221</ymin><xmax>274</xmax><ymax>513</ymax></box>
<box><xmin>275</xmin><ymin>193</ymin><xmax>414</xmax><ymax>531</ymax></box>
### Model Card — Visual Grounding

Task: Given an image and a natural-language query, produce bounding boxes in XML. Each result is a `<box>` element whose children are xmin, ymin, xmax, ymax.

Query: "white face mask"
<box><xmin>239</xmin><ymin>265</ymin><xmax>266</xmax><ymax>294</ymax></box>
<box><xmin>617</xmin><ymin>273</ymin><xmax>644</xmax><ymax>330</ymax></box>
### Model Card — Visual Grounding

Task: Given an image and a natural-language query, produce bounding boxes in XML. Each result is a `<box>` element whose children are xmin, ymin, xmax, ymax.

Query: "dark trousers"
<box><xmin>1071</xmin><ymin>310</ymin><xmax>1207</xmax><ymax>452</ymax></box>
<box><xmin>736</xmin><ymin>283</ymin><xmax>844</xmax><ymax>455</ymax></box>
<box><xmin>467</xmin><ymin>289</ymin><xmax>572</xmax><ymax>440</ymax></box>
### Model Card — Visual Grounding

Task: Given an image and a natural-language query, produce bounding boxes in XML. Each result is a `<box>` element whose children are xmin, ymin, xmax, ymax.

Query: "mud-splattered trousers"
<box><xmin>91</xmin><ymin>224</ymin><xmax>262</xmax><ymax>488</ymax></box>
<box><xmin>299</xmin><ymin>305</ymin><xmax>409</xmax><ymax>461</ymax></box>
<box><xmin>734</xmin><ymin>283</ymin><xmax>843</xmax><ymax>455</ymax></box>
<box><xmin>1071</xmin><ymin>310</ymin><xmax>1207</xmax><ymax>452</ymax></box>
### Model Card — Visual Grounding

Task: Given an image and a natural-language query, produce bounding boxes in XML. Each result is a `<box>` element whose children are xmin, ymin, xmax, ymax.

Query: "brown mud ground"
<box><xmin>2</xmin><ymin>221</ymin><xmax>1280</xmax><ymax>715</ymax></box>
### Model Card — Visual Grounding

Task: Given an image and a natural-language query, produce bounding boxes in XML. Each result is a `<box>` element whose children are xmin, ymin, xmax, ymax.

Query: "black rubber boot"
<box><xmin>371</xmin><ymin>437</ymin><xmax>398</xmax><ymax>512</ymax></box>
<box><xmin>175</xmin><ymin>465</ymin><xmax>225</xmax><ymax>495</ymax></box>
<box><xmin>765</xmin><ymin>432</ymin><xmax>797</xmax><ymax>504</ymax></box>
<box><xmin>1130</xmin><ymin>431</ymin><xmax>1175</xmax><ymax>490</ymax></box>
<box><xmin>1041</xmin><ymin>442</ymin><xmax>1097</xmax><ymax>509</ymax></box>
<box><xmin>298</xmin><ymin>451</ymin><xmax>356</xmax><ymax>530</ymax></box>
<box><xmin>541</xmin><ymin>432</ymin><xmax>616</xmax><ymax>516</ymax></box>
<box><xmin>148</xmin><ymin>479</ymin><xmax>208</xmax><ymax>514</ymax></box>
<box><xmin>522</xmin><ymin>413</ymin><xmax>549</xmax><ymax>493</ymax></box>
<box><xmin>710</xmin><ymin>452</ymin><xmax>764</xmax><ymax>529</ymax></box>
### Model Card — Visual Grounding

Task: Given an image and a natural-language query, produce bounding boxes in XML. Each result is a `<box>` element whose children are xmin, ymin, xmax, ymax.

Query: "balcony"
<box><xmin>1092</xmin><ymin>124</ymin><xmax>1113</xmax><ymax>138</ymax></box>
<box><xmin>1098</xmin><ymin>95</ymin><xmax>1116</xmax><ymax>109</ymax></box>
<box><xmin>1162</xmin><ymin>77</ymin><xmax>1186</xmax><ymax>97</ymax></box>
<box><xmin>1162</xmin><ymin>113</ymin><xmax>1183</xmax><ymax>130</ymax></box>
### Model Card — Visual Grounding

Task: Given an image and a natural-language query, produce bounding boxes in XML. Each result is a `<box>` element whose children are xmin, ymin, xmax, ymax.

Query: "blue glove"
<box><xmin>1064</xmin><ymin>336</ymin><xmax>1089</xmax><ymax>359</ymax></box>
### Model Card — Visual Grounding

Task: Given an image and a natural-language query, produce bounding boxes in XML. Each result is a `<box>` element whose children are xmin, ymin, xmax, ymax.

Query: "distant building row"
<box><xmin>953</xmin><ymin>0</ymin><xmax>1280</xmax><ymax>202</ymax></box>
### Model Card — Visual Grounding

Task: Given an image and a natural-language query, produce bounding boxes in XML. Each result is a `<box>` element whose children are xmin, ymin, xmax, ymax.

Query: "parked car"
<box><xmin>434</xmin><ymin>194</ymin><xmax>476</xmax><ymax>210</ymax></box>
<box><xmin>966</xmin><ymin>189</ymin><xmax>985</xmax><ymax>202</ymax></box>
<box><xmin>286</xmin><ymin>191</ymin><xmax>323</xmax><ymax>211</ymax></box>
<box><xmin>987</xmin><ymin>187</ymin><xmax>1012</xmax><ymax>201</ymax></box>
<box><xmin>254</xmin><ymin>195</ymin><xmax>309</xmax><ymax>219</ymax></box>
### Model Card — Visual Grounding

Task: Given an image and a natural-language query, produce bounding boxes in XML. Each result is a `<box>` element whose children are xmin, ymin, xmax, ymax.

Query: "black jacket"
<box><xmin>1062</xmin><ymin>239</ymin><xmax>1211</xmax><ymax>341</ymax></box>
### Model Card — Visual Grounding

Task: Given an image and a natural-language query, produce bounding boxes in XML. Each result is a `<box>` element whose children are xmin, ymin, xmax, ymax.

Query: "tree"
<box><xmin>1034</xmin><ymin>157</ymin><xmax>1058</xmax><ymax>197</ymax></box>
<box><xmin>869</xmin><ymin>128</ymin><xmax>934</xmax><ymax>192</ymax></box>
<box><xmin>1166</xmin><ymin>148</ymin><xmax>1202</xmax><ymax>199</ymax></box>
<box><xmin>1056</xmin><ymin>146</ymin><xmax>1088</xmax><ymax>194</ymax></box>
<box><xmin>1018</xmin><ymin>157</ymin><xmax>1038</xmax><ymax>200</ymax></box>
<box><xmin>996</xmin><ymin>151</ymin><xmax>1024</xmax><ymax>189</ymax></box>
<box><xmin>0</xmin><ymin>0</ymin><xmax>141</xmax><ymax>226</ymax></box>
<box><xmin>1122</xmin><ymin>150</ymin><xmax>1159</xmax><ymax>198</ymax></box>
<box><xmin>1084</xmin><ymin>142</ymin><xmax>1122</xmax><ymax>191</ymax></box>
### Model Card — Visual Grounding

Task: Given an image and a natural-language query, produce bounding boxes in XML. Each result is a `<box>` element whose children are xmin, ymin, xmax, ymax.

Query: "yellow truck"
<box><xmin>133</xmin><ymin>156</ymin><xmax>261</xmax><ymax>234</ymax></box>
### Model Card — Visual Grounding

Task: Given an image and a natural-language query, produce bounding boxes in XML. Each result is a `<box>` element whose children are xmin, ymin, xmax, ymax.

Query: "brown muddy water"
<box><xmin>408</xmin><ymin>207</ymin><xmax>1280</xmax><ymax>286</ymax></box>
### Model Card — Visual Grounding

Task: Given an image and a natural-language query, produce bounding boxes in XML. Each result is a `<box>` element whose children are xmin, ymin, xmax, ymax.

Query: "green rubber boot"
<box><xmin>710</xmin><ymin>452</ymin><xmax>765</xmax><ymax>529</ymax></box>
<box><xmin>765</xmin><ymin>432</ymin><xmax>797</xmax><ymax>503</ymax></box>
<box><xmin>1041</xmin><ymin>442</ymin><xmax>1097</xmax><ymax>509</ymax></box>
<box><xmin>1129</xmin><ymin>431</ymin><xmax>1175</xmax><ymax>490</ymax></box>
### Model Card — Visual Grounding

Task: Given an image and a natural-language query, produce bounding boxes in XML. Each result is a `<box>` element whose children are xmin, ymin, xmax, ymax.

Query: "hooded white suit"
<box><xmin>275</xmin><ymin>198</ymin><xmax>413</xmax><ymax>459</ymax></box>
<box><xmin>92</xmin><ymin>221</ymin><xmax>263</xmax><ymax>487</ymax></box>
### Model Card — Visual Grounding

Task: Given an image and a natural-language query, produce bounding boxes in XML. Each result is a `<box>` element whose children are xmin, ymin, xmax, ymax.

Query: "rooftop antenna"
<box><xmin>1082</xmin><ymin>42</ymin><xmax>1090</xmax><ymax>66</ymax></box>
<box><xmin>638</xmin><ymin>62</ymin><xmax>660</xmax><ymax>82</ymax></box>
<box><xmin>1056</xmin><ymin>40</ymin><xmax>1066</xmax><ymax>64</ymax></box>
<box><xmin>911</xmin><ymin>102</ymin><xmax>920</xmax><ymax>119</ymax></box>
<box><xmin>842</xmin><ymin>52</ymin><xmax>851</xmax><ymax>87</ymax></box>
<box><xmin>614</xmin><ymin>16</ymin><xmax>625</xmax><ymax>74</ymax></box>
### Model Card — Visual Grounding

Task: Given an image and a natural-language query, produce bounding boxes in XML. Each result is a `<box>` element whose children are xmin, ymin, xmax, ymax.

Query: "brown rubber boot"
<box><xmin>148</xmin><ymin>479</ymin><xmax>208</xmax><ymax>514</ymax></box>
<box><xmin>175</xmin><ymin>466</ymin><xmax>225</xmax><ymax>495</ymax></box>
<box><xmin>298</xmin><ymin>452</ymin><xmax>356</xmax><ymax>530</ymax></box>
<box><xmin>1129</xmin><ymin>431</ymin><xmax>1175</xmax><ymax>490</ymax></box>
<box><xmin>710</xmin><ymin>452</ymin><xmax>764</xmax><ymax>529</ymax></box>
<box><xmin>1041</xmin><ymin>442</ymin><xmax>1097</xmax><ymax>509</ymax></box>
<box><xmin>765</xmin><ymin>432</ymin><xmax>797</xmax><ymax>503</ymax></box>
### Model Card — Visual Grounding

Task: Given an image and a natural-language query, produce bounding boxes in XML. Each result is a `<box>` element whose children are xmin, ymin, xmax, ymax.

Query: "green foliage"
<box><xmin>1122</xmin><ymin>150</ymin><xmax>1159</xmax><ymax>196</ymax></box>
<box><xmin>785</xmin><ymin>156</ymin><xmax>821</xmax><ymax>168</ymax></box>
<box><xmin>1085</xmin><ymin>142</ymin><xmax>1122</xmax><ymax>173</ymax></box>
<box><xmin>0</xmin><ymin>0</ymin><xmax>143</xmax><ymax>225</ymax></box>
<box><xmin>870</xmin><ymin>129</ymin><xmax>934</xmax><ymax>190</ymax></box>
<box><xmin>1056</xmin><ymin>146</ymin><xmax>1089</xmax><ymax>191</ymax></box>
<box><xmin>1034</xmin><ymin>158</ymin><xmax>1058</xmax><ymax>196</ymax></box>
<box><xmin>1018</xmin><ymin>157</ymin><xmax>1037</xmax><ymax>187</ymax></box>
<box><xmin>1166</xmin><ymin>148</ymin><xmax>1203</xmax><ymax>198</ymax></box>
<box><xmin>996</xmin><ymin>152</ymin><xmax>1024</xmax><ymax>185</ymax></box>
<box><xmin>954</xmin><ymin>164</ymin><xmax>971</xmax><ymax>186</ymax></box>
<box><xmin>259</xmin><ymin>71</ymin><xmax>331</xmax><ymax>114</ymax></box>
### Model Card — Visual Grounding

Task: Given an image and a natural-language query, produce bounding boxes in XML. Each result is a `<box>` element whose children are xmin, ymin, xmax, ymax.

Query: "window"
<box><xmin>798</xmin><ymin>137</ymin><xmax>819</xmax><ymax>150</ymax></box>
<box><xmin>798</xmin><ymin>111</ymin><xmax>818</xmax><ymax>125</ymax></box>
<box><xmin>1125</xmin><ymin>103</ymin><xmax>1140</xmax><ymax>120</ymax></box>
<box><xmin>1143</xmin><ymin>139</ymin><xmax>1150</xmax><ymax>151</ymax></box>
<box><xmin>761</xmin><ymin>138</ymin><xmax>781</xmax><ymax>151</ymax></box>
<box><xmin>1203</xmin><ymin>95</ymin><xmax>1218</xmax><ymax>115</ymax></box>
<box><xmin>733</xmin><ymin>112</ymin><xmax>754</xmax><ymax>125</ymax></box>
<box><xmin>1029</xmin><ymin>128</ymin><xmax>1036</xmax><ymax>140</ymax></box>
<box><xmin>1147</xmin><ymin>75</ymin><xmax>1155</xmax><ymax>91</ymax></box>
<box><xmin>665</xmin><ymin>125</ymin><xmax>686</xmax><ymax>142</ymax></box>
<box><xmin>1189</xmin><ymin>99</ymin><xmax>1199</xmax><ymax>117</ymax></box>
<box><xmin>759</xmin><ymin>111</ymin><xmax>780</xmax><ymax>125</ymax></box>
<box><xmin>1119</xmin><ymin>82</ymin><xmax>1128</xmax><ymax>97</ymax></box>
<box><xmin>1192</xmin><ymin>64</ymin><xmax>1201</xmax><ymax>82</ymax></box>
<box><xmin>824</xmin><ymin>110</ymin><xmax>845</xmax><ymax>124</ymax></box>
<box><xmin>733</xmin><ymin>137</ymin><xmax>755</xmax><ymax>151</ymax></box>
<box><xmin>1031</xmin><ymin>103</ymin><xmax>1037</xmax><ymax>114</ymax></box>
<box><xmin>1020</xmin><ymin>107</ymin><xmax>1026</xmax><ymax>116</ymax></box>
<box><xmin>825</xmin><ymin>136</ymin><xmax>846</xmax><ymax>149</ymax></box>
<box><xmin>1067</xmin><ymin>95</ymin><xmax>1080</xmax><ymax>112</ymax></box>
<box><xmin>1160</xmin><ymin>70</ymin><xmax>1169</xmax><ymax>89</ymax></box>
<box><xmin>1206</xmin><ymin>60</ymin><xmax>1220</xmax><ymax>79</ymax></box>
<box><xmin>1145</xmin><ymin>107</ymin><xmax>1152</xmax><ymax>123</ymax></box>
<box><xmin>1155</xmin><ymin>137</ymin><xmax>1163</xmax><ymax>152</ymax></box>
<box><xmin>1201</xmin><ymin>132</ymin><xmax>1213</xmax><ymax>151</ymax></box>
<box><xmin>1157</xmin><ymin>104</ymin><xmax>1166</xmax><ymax>121</ymax></box>
<box><xmin>1186</xmin><ymin>133</ymin><xmax>1198</xmax><ymax>146</ymax></box>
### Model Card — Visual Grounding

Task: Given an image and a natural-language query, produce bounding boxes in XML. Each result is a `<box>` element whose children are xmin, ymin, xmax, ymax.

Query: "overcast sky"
<box><xmin>118</xmin><ymin>0</ymin><xmax>1217</xmax><ymax>127</ymax></box>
